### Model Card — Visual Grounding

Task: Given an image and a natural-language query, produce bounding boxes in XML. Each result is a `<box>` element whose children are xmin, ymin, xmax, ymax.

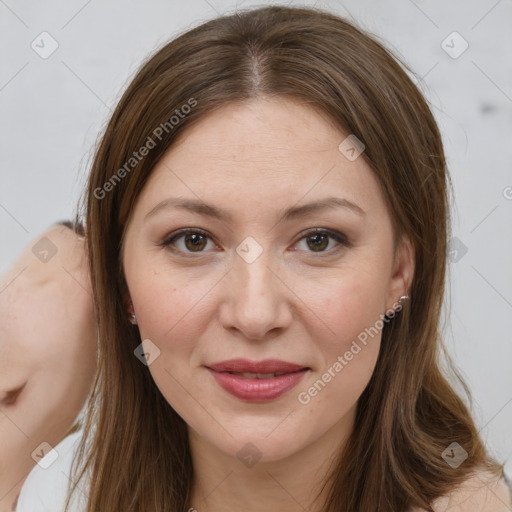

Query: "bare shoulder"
<box><xmin>1</xmin><ymin>222</ymin><xmax>89</xmax><ymax>291</ymax></box>
<box><xmin>430</xmin><ymin>469</ymin><xmax>512</xmax><ymax>512</ymax></box>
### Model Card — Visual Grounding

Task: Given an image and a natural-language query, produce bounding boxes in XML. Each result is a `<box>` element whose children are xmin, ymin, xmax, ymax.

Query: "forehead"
<box><xmin>134</xmin><ymin>97</ymin><xmax>386</xmax><ymax>221</ymax></box>
<box><xmin>173</xmin><ymin>97</ymin><xmax>341</xmax><ymax>151</ymax></box>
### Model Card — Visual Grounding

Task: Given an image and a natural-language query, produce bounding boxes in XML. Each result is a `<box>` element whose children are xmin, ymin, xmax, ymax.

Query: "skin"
<box><xmin>0</xmin><ymin>225</ymin><xmax>96</xmax><ymax>512</ymax></box>
<box><xmin>122</xmin><ymin>96</ymin><xmax>414</xmax><ymax>511</ymax></box>
<box><xmin>4</xmin><ymin>99</ymin><xmax>508</xmax><ymax>511</ymax></box>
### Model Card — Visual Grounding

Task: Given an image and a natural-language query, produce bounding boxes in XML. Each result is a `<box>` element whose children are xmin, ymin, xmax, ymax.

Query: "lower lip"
<box><xmin>207</xmin><ymin>368</ymin><xmax>308</xmax><ymax>402</ymax></box>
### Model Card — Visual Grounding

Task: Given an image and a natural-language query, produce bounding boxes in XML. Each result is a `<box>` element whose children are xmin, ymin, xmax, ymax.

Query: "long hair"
<box><xmin>71</xmin><ymin>6</ymin><xmax>501</xmax><ymax>511</ymax></box>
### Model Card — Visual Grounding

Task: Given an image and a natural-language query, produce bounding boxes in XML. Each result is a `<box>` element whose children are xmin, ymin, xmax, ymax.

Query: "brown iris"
<box><xmin>184</xmin><ymin>233</ymin><xmax>208</xmax><ymax>252</ymax></box>
<box><xmin>306</xmin><ymin>233</ymin><xmax>329</xmax><ymax>252</ymax></box>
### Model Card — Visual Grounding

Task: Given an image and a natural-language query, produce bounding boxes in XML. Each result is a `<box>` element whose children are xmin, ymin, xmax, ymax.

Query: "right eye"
<box><xmin>161</xmin><ymin>228</ymin><xmax>218</xmax><ymax>255</ymax></box>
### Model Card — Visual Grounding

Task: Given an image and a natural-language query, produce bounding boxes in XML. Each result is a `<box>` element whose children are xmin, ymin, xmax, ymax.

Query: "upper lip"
<box><xmin>206</xmin><ymin>359</ymin><xmax>308</xmax><ymax>373</ymax></box>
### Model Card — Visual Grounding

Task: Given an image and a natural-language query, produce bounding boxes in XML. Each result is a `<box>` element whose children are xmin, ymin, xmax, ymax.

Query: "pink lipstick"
<box><xmin>206</xmin><ymin>359</ymin><xmax>309</xmax><ymax>402</ymax></box>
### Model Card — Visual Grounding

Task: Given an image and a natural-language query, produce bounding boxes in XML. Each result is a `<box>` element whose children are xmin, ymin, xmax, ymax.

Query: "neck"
<box><xmin>187</xmin><ymin>408</ymin><xmax>355</xmax><ymax>512</ymax></box>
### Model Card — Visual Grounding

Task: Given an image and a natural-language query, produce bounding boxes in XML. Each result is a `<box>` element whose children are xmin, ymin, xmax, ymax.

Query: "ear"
<box><xmin>385</xmin><ymin>235</ymin><xmax>415</xmax><ymax>311</ymax></box>
<box><xmin>123</xmin><ymin>294</ymin><xmax>134</xmax><ymax>314</ymax></box>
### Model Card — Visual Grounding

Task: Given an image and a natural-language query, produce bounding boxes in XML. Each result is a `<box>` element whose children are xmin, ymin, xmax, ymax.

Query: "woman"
<box><xmin>16</xmin><ymin>5</ymin><xmax>511</xmax><ymax>511</ymax></box>
<box><xmin>0</xmin><ymin>223</ymin><xmax>96</xmax><ymax>512</ymax></box>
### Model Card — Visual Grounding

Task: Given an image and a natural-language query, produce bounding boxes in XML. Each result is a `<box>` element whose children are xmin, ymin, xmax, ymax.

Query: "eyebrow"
<box><xmin>144</xmin><ymin>196</ymin><xmax>366</xmax><ymax>223</ymax></box>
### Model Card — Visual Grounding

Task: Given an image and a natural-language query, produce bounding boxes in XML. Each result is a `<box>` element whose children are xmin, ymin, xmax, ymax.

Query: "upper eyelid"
<box><xmin>162</xmin><ymin>228</ymin><xmax>213</xmax><ymax>245</ymax></box>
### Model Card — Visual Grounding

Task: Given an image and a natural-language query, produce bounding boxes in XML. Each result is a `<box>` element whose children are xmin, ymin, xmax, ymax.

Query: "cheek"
<box><xmin>303</xmin><ymin>266</ymin><xmax>388</xmax><ymax>349</ymax></box>
<box><xmin>129</xmin><ymin>271</ymin><xmax>209</xmax><ymax>423</ymax></box>
<box><xmin>296</xmin><ymin>283</ymin><xmax>383</xmax><ymax>417</ymax></box>
<box><xmin>129</xmin><ymin>268</ymin><xmax>217</xmax><ymax>357</ymax></box>
<box><xmin>296</xmin><ymin>268</ymin><xmax>386</xmax><ymax>403</ymax></box>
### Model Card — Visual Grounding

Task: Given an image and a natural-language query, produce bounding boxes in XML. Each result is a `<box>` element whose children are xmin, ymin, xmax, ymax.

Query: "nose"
<box><xmin>218</xmin><ymin>249</ymin><xmax>293</xmax><ymax>341</ymax></box>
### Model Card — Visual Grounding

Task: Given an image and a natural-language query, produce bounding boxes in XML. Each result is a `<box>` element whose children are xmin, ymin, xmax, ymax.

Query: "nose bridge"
<box><xmin>237</xmin><ymin>249</ymin><xmax>274</xmax><ymax>300</ymax></box>
<box><xmin>221</xmin><ymin>240</ymin><xmax>292</xmax><ymax>339</ymax></box>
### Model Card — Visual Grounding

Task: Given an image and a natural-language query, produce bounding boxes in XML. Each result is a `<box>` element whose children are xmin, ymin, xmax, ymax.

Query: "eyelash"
<box><xmin>160</xmin><ymin>228</ymin><xmax>350</xmax><ymax>256</ymax></box>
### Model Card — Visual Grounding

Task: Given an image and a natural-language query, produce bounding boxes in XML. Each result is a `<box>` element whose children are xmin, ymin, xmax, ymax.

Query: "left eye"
<box><xmin>294</xmin><ymin>229</ymin><xmax>349</xmax><ymax>253</ymax></box>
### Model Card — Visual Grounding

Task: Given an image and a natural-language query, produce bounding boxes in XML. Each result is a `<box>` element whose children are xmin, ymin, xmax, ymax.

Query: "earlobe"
<box><xmin>122</xmin><ymin>294</ymin><xmax>138</xmax><ymax>325</ymax></box>
<box><xmin>127</xmin><ymin>302</ymin><xmax>138</xmax><ymax>325</ymax></box>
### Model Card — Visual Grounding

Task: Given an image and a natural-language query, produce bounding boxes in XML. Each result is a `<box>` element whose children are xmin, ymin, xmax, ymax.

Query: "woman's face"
<box><xmin>122</xmin><ymin>97</ymin><xmax>413</xmax><ymax>463</ymax></box>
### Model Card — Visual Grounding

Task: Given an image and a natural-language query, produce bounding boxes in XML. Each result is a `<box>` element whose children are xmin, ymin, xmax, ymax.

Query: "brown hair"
<box><xmin>72</xmin><ymin>5</ymin><xmax>502</xmax><ymax>511</ymax></box>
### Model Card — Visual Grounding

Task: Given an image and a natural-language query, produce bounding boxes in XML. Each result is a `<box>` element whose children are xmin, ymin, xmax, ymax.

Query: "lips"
<box><xmin>227</xmin><ymin>372</ymin><xmax>288</xmax><ymax>379</ymax></box>
<box><xmin>207</xmin><ymin>358</ymin><xmax>307</xmax><ymax>374</ymax></box>
<box><xmin>206</xmin><ymin>359</ymin><xmax>309</xmax><ymax>401</ymax></box>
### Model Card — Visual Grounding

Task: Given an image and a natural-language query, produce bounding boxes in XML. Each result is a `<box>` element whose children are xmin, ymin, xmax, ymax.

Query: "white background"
<box><xmin>1</xmin><ymin>0</ymin><xmax>511</xmax><ymax>478</ymax></box>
